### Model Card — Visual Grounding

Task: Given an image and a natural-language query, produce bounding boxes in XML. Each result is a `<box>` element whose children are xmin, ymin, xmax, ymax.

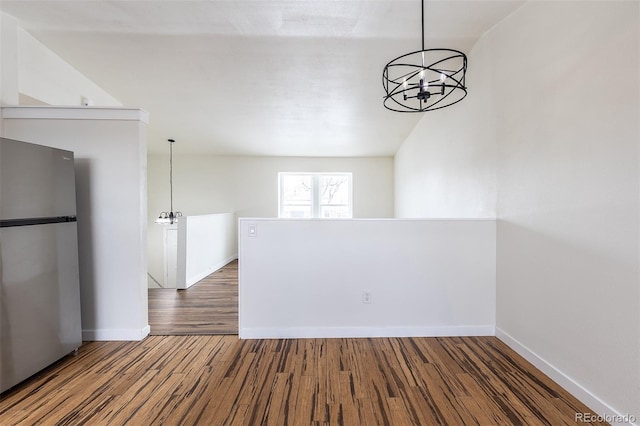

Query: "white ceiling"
<box><xmin>0</xmin><ymin>0</ymin><xmax>525</xmax><ymax>156</ymax></box>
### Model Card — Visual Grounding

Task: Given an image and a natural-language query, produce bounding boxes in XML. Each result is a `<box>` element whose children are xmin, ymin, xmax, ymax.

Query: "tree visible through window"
<box><xmin>279</xmin><ymin>173</ymin><xmax>352</xmax><ymax>218</ymax></box>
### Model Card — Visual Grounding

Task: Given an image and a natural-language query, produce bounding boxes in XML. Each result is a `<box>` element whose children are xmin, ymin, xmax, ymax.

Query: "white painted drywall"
<box><xmin>239</xmin><ymin>218</ymin><xmax>496</xmax><ymax>339</ymax></box>
<box><xmin>16</xmin><ymin>28</ymin><xmax>121</xmax><ymax>107</ymax></box>
<box><xmin>163</xmin><ymin>226</ymin><xmax>178</xmax><ymax>288</ymax></box>
<box><xmin>0</xmin><ymin>15</ymin><xmax>120</xmax><ymax>107</ymax></box>
<box><xmin>394</xmin><ymin>0</ymin><xmax>639</xmax><ymax>421</ymax></box>
<box><xmin>1</xmin><ymin>106</ymin><xmax>149</xmax><ymax>341</ymax></box>
<box><xmin>491</xmin><ymin>1</ymin><xmax>639</xmax><ymax>422</ymax></box>
<box><xmin>0</xmin><ymin>13</ymin><xmax>19</xmax><ymax>107</ymax></box>
<box><xmin>148</xmin><ymin>155</ymin><xmax>393</xmax><ymax>288</ymax></box>
<box><xmin>394</xmin><ymin>32</ymin><xmax>496</xmax><ymax>219</ymax></box>
<box><xmin>176</xmin><ymin>213</ymin><xmax>236</xmax><ymax>289</ymax></box>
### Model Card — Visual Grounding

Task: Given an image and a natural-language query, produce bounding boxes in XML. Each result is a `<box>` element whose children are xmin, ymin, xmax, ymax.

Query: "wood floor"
<box><xmin>148</xmin><ymin>260</ymin><xmax>238</xmax><ymax>335</ymax></box>
<box><xmin>0</xmin><ymin>335</ymin><xmax>604</xmax><ymax>425</ymax></box>
<box><xmin>2</xmin><ymin>263</ymin><xmax>604</xmax><ymax>425</ymax></box>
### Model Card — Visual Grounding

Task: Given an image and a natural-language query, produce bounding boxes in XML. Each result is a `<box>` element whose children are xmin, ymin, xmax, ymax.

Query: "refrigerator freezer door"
<box><xmin>0</xmin><ymin>137</ymin><xmax>77</xmax><ymax>221</ymax></box>
<box><xmin>0</xmin><ymin>221</ymin><xmax>82</xmax><ymax>393</ymax></box>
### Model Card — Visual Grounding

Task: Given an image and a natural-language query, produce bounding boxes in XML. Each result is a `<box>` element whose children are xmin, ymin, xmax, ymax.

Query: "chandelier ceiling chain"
<box><xmin>155</xmin><ymin>138</ymin><xmax>183</xmax><ymax>225</ymax></box>
<box><xmin>382</xmin><ymin>0</ymin><xmax>468</xmax><ymax>112</ymax></box>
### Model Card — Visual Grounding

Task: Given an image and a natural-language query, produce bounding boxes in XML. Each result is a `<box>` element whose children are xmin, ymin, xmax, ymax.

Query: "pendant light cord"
<box><xmin>154</xmin><ymin>138</ymin><xmax>180</xmax><ymax>224</ymax></box>
<box><xmin>421</xmin><ymin>0</ymin><xmax>424</xmax><ymax>52</ymax></box>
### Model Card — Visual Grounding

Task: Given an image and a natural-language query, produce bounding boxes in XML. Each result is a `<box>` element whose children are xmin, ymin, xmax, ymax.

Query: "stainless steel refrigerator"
<box><xmin>0</xmin><ymin>137</ymin><xmax>82</xmax><ymax>393</ymax></box>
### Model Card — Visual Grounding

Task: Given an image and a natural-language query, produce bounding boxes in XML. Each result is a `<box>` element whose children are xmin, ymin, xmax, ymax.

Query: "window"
<box><xmin>279</xmin><ymin>173</ymin><xmax>352</xmax><ymax>218</ymax></box>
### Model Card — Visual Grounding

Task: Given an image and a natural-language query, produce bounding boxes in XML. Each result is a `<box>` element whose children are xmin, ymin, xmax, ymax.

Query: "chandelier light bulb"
<box><xmin>440</xmin><ymin>73</ymin><xmax>447</xmax><ymax>82</ymax></box>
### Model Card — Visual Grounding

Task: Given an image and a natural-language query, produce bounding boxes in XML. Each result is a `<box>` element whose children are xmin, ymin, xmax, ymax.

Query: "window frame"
<box><xmin>278</xmin><ymin>172</ymin><xmax>353</xmax><ymax>219</ymax></box>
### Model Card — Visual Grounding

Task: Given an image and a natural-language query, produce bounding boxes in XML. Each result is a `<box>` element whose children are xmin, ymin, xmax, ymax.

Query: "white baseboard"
<box><xmin>83</xmin><ymin>324</ymin><xmax>150</xmax><ymax>341</ymax></box>
<box><xmin>239</xmin><ymin>325</ymin><xmax>495</xmax><ymax>340</ymax></box>
<box><xmin>184</xmin><ymin>254</ymin><xmax>238</xmax><ymax>289</ymax></box>
<box><xmin>496</xmin><ymin>328</ymin><xmax>638</xmax><ymax>426</ymax></box>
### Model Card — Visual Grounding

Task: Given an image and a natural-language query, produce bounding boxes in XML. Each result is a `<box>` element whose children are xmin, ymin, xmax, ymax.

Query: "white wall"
<box><xmin>148</xmin><ymin>155</ymin><xmax>394</xmax><ymax>287</ymax></box>
<box><xmin>239</xmin><ymin>219</ymin><xmax>496</xmax><ymax>339</ymax></box>
<box><xmin>1</xmin><ymin>106</ymin><xmax>149</xmax><ymax>341</ymax></box>
<box><xmin>17</xmin><ymin>28</ymin><xmax>121</xmax><ymax>107</ymax></box>
<box><xmin>176</xmin><ymin>213</ymin><xmax>236</xmax><ymax>289</ymax></box>
<box><xmin>394</xmin><ymin>32</ymin><xmax>496</xmax><ymax>219</ymax></box>
<box><xmin>394</xmin><ymin>0</ymin><xmax>639</xmax><ymax>422</ymax></box>
<box><xmin>0</xmin><ymin>13</ymin><xmax>19</xmax><ymax>107</ymax></box>
<box><xmin>0</xmin><ymin>13</ymin><xmax>120</xmax><ymax>108</ymax></box>
<box><xmin>491</xmin><ymin>2</ymin><xmax>639</xmax><ymax>422</ymax></box>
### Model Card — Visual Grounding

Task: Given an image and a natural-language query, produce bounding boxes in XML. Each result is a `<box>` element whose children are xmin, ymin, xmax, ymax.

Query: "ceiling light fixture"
<box><xmin>155</xmin><ymin>138</ymin><xmax>182</xmax><ymax>225</ymax></box>
<box><xmin>382</xmin><ymin>0</ymin><xmax>468</xmax><ymax>112</ymax></box>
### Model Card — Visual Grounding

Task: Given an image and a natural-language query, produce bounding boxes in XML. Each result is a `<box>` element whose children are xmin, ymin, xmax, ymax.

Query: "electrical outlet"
<box><xmin>362</xmin><ymin>290</ymin><xmax>373</xmax><ymax>304</ymax></box>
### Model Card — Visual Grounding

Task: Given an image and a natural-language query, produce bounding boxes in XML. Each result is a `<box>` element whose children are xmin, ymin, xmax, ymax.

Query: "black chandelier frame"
<box><xmin>382</xmin><ymin>0</ymin><xmax>468</xmax><ymax>112</ymax></box>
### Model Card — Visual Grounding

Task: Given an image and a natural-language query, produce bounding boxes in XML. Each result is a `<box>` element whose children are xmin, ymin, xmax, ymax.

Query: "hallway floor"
<box><xmin>148</xmin><ymin>260</ymin><xmax>238</xmax><ymax>335</ymax></box>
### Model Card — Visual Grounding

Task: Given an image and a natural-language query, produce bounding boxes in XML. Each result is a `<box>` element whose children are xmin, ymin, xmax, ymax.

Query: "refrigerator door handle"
<box><xmin>0</xmin><ymin>216</ymin><xmax>77</xmax><ymax>228</ymax></box>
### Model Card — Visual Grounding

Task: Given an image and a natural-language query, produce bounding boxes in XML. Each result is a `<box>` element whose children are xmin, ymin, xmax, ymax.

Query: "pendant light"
<box><xmin>155</xmin><ymin>138</ymin><xmax>182</xmax><ymax>224</ymax></box>
<box><xmin>382</xmin><ymin>0</ymin><xmax>468</xmax><ymax>112</ymax></box>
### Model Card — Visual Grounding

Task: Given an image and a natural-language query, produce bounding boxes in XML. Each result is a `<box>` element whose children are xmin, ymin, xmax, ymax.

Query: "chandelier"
<box><xmin>382</xmin><ymin>0</ymin><xmax>468</xmax><ymax>112</ymax></box>
<box><xmin>155</xmin><ymin>138</ymin><xmax>182</xmax><ymax>225</ymax></box>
